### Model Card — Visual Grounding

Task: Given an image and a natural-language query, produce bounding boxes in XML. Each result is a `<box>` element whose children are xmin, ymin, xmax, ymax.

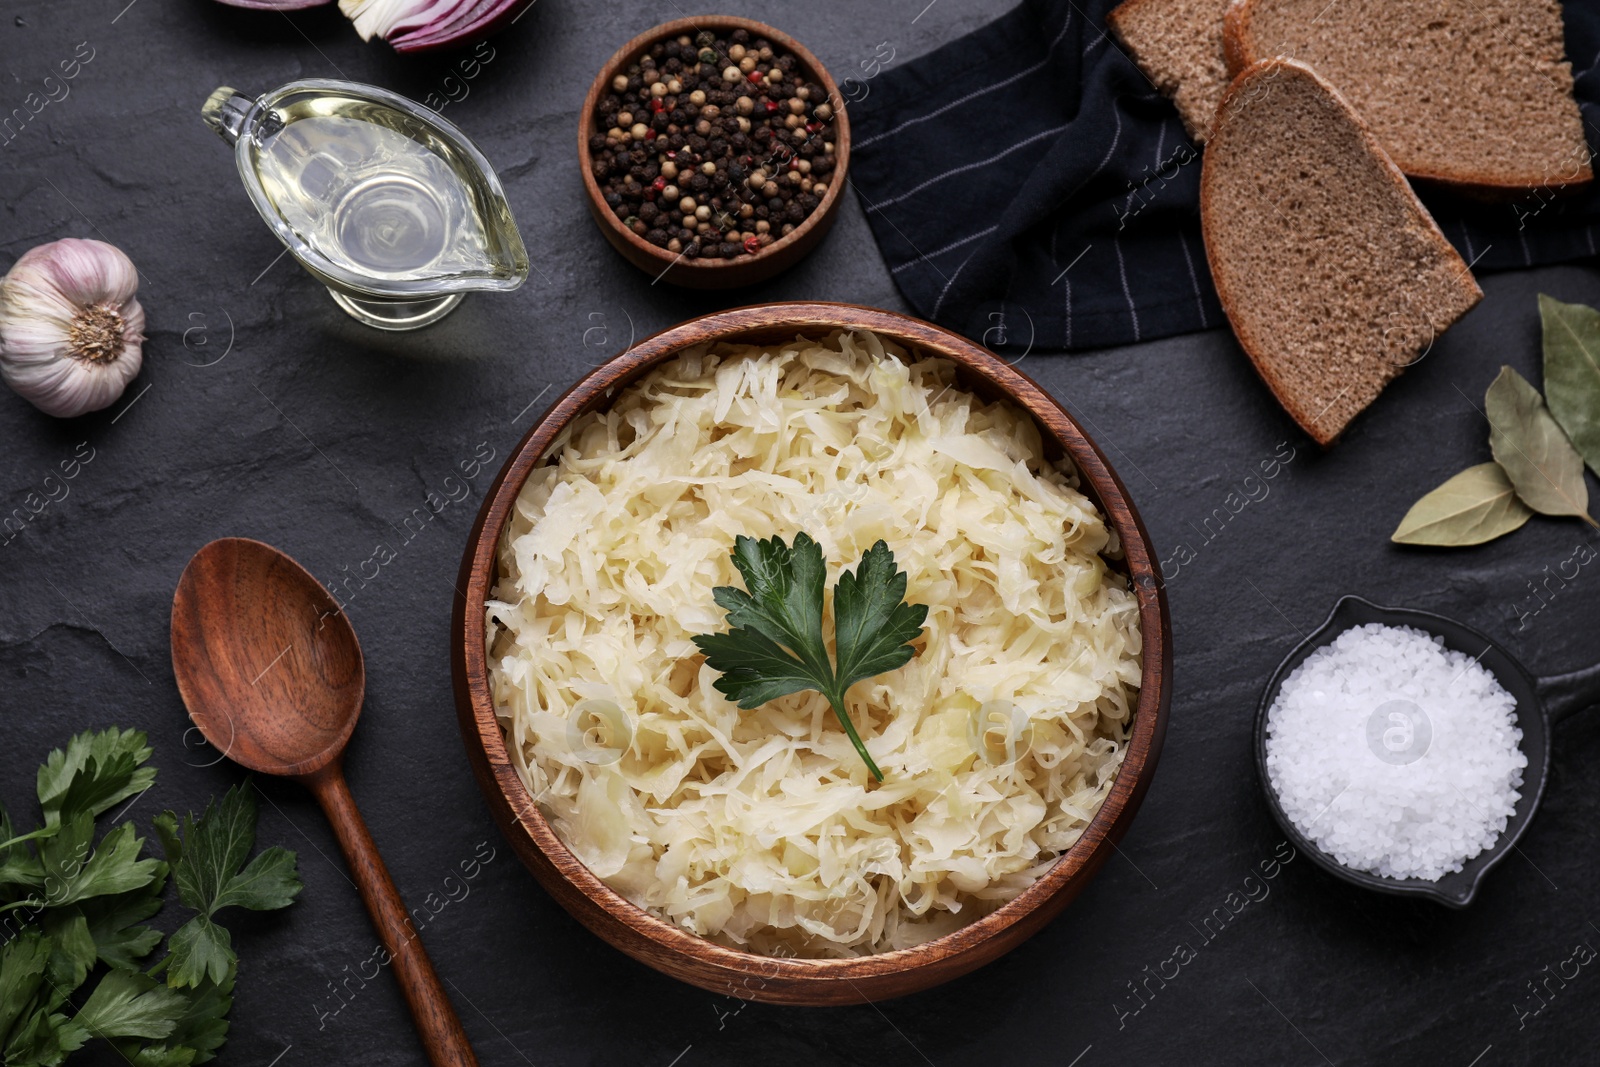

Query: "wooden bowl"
<box><xmin>578</xmin><ymin>17</ymin><xmax>851</xmax><ymax>289</ymax></box>
<box><xmin>451</xmin><ymin>303</ymin><xmax>1172</xmax><ymax>1005</ymax></box>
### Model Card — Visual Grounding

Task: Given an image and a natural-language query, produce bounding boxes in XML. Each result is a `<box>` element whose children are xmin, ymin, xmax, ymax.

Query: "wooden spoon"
<box><xmin>170</xmin><ymin>537</ymin><xmax>478</xmax><ymax>1067</ymax></box>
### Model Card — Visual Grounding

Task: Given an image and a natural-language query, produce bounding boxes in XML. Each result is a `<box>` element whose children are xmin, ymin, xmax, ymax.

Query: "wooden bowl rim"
<box><xmin>455</xmin><ymin>302</ymin><xmax>1170</xmax><ymax>987</ymax></box>
<box><xmin>577</xmin><ymin>15</ymin><xmax>852</xmax><ymax>276</ymax></box>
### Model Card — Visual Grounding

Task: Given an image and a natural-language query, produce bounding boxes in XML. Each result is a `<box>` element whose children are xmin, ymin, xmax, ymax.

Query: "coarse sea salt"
<box><xmin>1264</xmin><ymin>622</ymin><xmax>1526</xmax><ymax>881</ymax></box>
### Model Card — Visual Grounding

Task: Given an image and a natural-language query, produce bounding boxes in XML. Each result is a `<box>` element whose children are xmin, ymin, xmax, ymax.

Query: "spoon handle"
<box><xmin>308</xmin><ymin>765</ymin><xmax>480</xmax><ymax>1067</ymax></box>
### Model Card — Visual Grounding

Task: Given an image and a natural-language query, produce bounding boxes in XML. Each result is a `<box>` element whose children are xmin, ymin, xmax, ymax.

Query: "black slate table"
<box><xmin>3</xmin><ymin>2</ymin><xmax>1598</xmax><ymax>1065</ymax></box>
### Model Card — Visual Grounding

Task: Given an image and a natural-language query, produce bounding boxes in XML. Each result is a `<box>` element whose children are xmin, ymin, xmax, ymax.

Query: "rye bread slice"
<box><xmin>1224</xmin><ymin>0</ymin><xmax>1592</xmax><ymax>193</ymax></box>
<box><xmin>1201</xmin><ymin>59</ymin><xmax>1483</xmax><ymax>446</ymax></box>
<box><xmin>1108</xmin><ymin>0</ymin><xmax>1234</xmax><ymax>143</ymax></box>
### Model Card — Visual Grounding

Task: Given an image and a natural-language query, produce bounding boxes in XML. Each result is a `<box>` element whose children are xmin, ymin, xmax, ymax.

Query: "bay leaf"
<box><xmin>1540</xmin><ymin>294</ymin><xmax>1600</xmax><ymax>476</ymax></box>
<box><xmin>1392</xmin><ymin>462</ymin><xmax>1532</xmax><ymax>546</ymax></box>
<box><xmin>1485</xmin><ymin>365</ymin><xmax>1597</xmax><ymax>525</ymax></box>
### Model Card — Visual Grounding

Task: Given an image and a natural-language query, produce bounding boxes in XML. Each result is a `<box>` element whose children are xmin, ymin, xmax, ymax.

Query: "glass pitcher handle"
<box><xmin>202</xmin><ymin>87</ymin><xmax>254</xmax><ymax>146</ymax></box>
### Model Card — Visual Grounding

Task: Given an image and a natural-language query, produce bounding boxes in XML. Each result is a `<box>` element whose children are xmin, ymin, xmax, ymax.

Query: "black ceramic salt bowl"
<box><xmin>1254</xmin><ymin>595</ymin><xmax>1599</xmax><ymax>907</ymax></box>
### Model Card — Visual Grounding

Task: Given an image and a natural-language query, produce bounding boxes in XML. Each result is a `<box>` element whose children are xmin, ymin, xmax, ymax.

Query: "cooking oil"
<box><xmin>204</xmin><ymin>79</ymin><xmax>527</xmax><ymax>330</ymax></box>
<box><xmin>251</xmin><ymin>96</ymin><xmax>501</xmax><ymax>283</ymax></box>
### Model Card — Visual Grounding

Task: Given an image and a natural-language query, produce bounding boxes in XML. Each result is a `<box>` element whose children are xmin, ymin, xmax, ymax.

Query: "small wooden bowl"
<box><xmin>577</xmin><ymin>17</ymin><xmax>851</xmax><ymax>289</ymax></box>
<box><xmin>452</xmin><ymin>304</ymin><xmax>1172</xmax><ymax>1005</ymax></box>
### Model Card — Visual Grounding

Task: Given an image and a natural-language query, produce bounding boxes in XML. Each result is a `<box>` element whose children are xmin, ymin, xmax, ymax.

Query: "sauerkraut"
<box><xmin>487</xmin><ymin>331</ymin><xmax>1142</xmax><ymax>956</ymax></box>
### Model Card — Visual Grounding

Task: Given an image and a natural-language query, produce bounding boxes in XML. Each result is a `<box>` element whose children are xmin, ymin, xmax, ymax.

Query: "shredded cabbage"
<box><xmin>487</xmin><ymin>332</ymin><xmax>1142</xmax><ymax>956</ymax></box>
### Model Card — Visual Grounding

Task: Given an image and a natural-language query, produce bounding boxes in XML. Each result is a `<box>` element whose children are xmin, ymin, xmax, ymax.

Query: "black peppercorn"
<box><xmin>593</xmin><ymin>28</ymin><xmax>836</xmax><ymax>259</ymax></box>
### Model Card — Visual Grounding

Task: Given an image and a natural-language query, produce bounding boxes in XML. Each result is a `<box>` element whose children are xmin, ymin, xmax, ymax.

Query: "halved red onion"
<box><xmin>340</xmin><ymin>0</ymin><xmax>528</xmax><ymax>53</ymax></box>
<box><xmin>213</xmin><ymin>0</ymin><xmax>333</xmax><ymax>8</ymax></box>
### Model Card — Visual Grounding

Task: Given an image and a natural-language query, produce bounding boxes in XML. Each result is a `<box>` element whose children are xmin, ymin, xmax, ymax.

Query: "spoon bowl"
<box><xmin>1254</xmin><ymin>595</ymin><xmax>1599</xmax><ymax>907</ymax></box>
<box><xmin>171</xmin><ymin>537</ymin><xmax>362</xmax><ymax>777</ymax></box>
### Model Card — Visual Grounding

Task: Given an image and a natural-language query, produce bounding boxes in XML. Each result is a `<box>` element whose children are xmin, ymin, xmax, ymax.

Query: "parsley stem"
<box><xmin>0</xmin><ymin>827</ymin><xmax>55</xmax><ymax>851</ymax></box>
<box><xmin>827</xmin><ymin>695</ymin><xmax>883</xmax><ymax>782</ymax></box>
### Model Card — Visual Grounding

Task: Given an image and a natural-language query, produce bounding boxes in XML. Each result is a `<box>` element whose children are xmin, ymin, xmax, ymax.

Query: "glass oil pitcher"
<box><xmin>203</xmin><ymin>79</ymin><xmax>528</xmax><ymax>330</ymax></box>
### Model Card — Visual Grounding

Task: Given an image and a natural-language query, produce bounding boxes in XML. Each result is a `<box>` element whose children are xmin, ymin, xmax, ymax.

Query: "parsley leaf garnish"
<box><xmin>155</xmin><ymin>784</ymin><xmax>302</xmax><ymax>989</ymax></box>
<box><xmin>0</xmin><ymin>728</ymin><xmax>299</xmax><ymax>1065</ymax></box>
<box><xmin>691</xmin><ymin>533</ymin><xmax>928</xmax><ymax>781</ymax></box>
<box><xmin>72</xmin><ymin>970</ymin><xmax>187</xmax><ymax>1042</ymax></box>
<box><xmin>36</xmin><ymin>729</ymin><xmax>155</xmax><ymax>832</ymax></box>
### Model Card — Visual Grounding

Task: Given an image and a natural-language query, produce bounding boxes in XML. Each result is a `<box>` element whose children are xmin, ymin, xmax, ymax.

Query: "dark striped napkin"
<box><xmin>849</xmin><ymin>0</ymin><xmax>1600</xmax><ymax>353</ymax></box>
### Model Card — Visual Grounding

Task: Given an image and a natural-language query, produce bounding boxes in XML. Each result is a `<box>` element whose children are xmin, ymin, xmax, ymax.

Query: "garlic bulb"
<box><xmin>0</xmin><ymin>238</ymin><xmax>146</xmax><ymax>418</ymax></box>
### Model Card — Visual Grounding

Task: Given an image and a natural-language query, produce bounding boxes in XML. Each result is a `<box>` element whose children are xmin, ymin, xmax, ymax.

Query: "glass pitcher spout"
<box><xmin>201</xmin><ymin>79</ymin><xmax>529</xmax><ymax>331</ymax></box>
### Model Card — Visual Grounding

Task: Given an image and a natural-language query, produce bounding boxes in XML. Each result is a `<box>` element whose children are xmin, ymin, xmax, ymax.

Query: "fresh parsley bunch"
<box><xmin>0</xmin><ymin>728</ymin><xmax>301</xmax><ymax>1065</ymax></box>
<box><xmin>692</xmin><ymin>533</ymin><xmax>928</xmax><ymax>781</ymax></box>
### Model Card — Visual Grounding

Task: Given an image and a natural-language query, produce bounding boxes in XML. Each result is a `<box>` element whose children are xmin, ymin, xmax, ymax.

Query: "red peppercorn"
<box><xmin>806</xmin><ymin>122</ymin><xmax>822</xmax><ymax>134</ymax></box>
<box><xmin>743</xmin><ymin>235</ymin><xmax>761</xmax><ymax>254</ymax></box>
<box><xmin>652</xmin><ymin>176</ymin><xmax>667</xmax><ymax>192</ymax></box>
<box><xmin>650</xmin><ymin>98</ymin><xmax>665</xmax><ymax>113</ymax></box>
<box><xmin>645</xmin><ymin>128</ymin><xmax>658</xmax><ymax>139</ymax></box>
<box><xmin>764</xmin><ymin>99</ymin><xmax>779</xmax><ymax>113</ymax></box>
<box><xmin>748</xmin><ymin>70</ymin><xmax>763</xmax><ymax>84</ymax></box>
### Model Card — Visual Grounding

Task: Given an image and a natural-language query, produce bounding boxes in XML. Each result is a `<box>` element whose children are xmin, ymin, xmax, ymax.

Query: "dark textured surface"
<box><xmin>2</xmin><ymin>3</ymin><xmax>1597</xmax><ymax>1065</ymax></box>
